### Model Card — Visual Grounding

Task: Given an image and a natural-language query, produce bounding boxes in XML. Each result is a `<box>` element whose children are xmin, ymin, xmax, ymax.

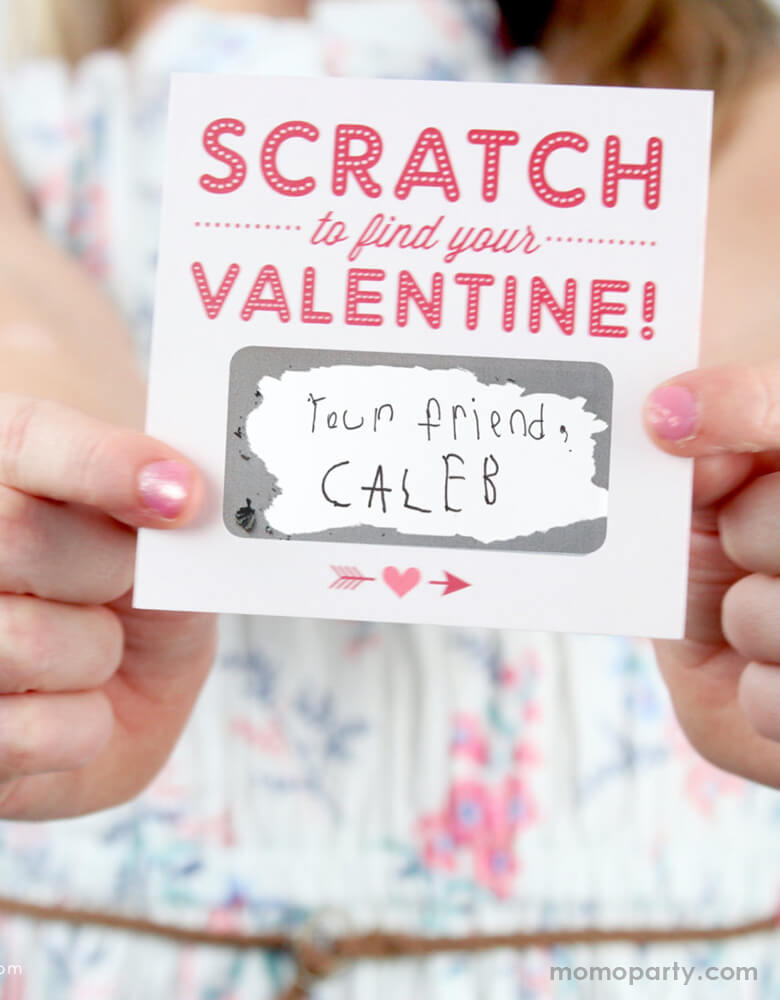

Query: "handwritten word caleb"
<box><xmin>321</xmin><ymin>455</ymin><xmax>501</xmax><ymax>515</ymax></box>
<box><xmin>199</xmin><ymin>120</ymin><xmax>663</xmax><ymax>209</ymax></box>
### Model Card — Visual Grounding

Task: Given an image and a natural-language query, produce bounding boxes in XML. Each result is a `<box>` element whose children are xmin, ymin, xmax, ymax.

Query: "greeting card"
<box><xmin>135</xmin><ymin>74</ymin><xmax>712</xmax><ymax>637</ymax></box>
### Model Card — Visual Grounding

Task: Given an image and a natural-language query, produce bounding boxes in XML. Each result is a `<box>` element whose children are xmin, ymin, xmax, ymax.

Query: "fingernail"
<box><xmin>646</xmin><ymin>385</ymin><xmax>698</xmax><ymax>441</ymax></box>
<box><xmin>138</xmin><ymin>460</ymin><xmax>192</xmax><ymax>519</ymax></box>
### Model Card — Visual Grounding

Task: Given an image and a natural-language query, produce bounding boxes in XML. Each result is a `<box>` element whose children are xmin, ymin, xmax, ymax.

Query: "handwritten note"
<box><xmin>227</xmin><ymin>348</ymin><xmax>611</xmax><ymax>551</ymax></box>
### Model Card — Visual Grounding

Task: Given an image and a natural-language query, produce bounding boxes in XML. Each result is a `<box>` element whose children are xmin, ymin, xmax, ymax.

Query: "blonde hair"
<box><xmin>4</xmin><ymin>0</ymin><xmax>139</xmax><ymax>63</ymax></box>
<box><xmin>540</xmin><ymin>0</ymin><xmax>779</xmax><ymax>94</ymax></box>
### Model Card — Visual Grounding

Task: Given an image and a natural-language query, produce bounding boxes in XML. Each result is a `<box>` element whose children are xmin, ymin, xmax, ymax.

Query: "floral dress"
<box><xmin>0</xmin><ymin>2</ymin><xmax>778</xmax><ymax>998</ymax></box>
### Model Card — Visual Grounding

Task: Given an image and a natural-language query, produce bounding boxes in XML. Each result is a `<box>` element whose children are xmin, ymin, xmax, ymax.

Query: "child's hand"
<box><xmin>0</xmin><ymin>395</ymin><xmax>216</xmax><ymax>819</ymax></box>
<box><xmin>645</xmin><ymin>361</ymin><xmax>780</xmax><ymax>786</ymax></box>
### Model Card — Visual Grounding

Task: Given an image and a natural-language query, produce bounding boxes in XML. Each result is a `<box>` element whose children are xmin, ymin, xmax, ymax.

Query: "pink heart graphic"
<box><xmin>382</xmin><ymin>566</ymin><xmax>421</xmax><ymax>598</ymax></box>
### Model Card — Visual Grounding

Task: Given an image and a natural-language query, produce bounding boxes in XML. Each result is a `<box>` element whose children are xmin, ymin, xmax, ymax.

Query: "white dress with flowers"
<box><xmin>0</xmin><ymin>2</ymin><xmax>778</xmax><ymax>998</ymax></box>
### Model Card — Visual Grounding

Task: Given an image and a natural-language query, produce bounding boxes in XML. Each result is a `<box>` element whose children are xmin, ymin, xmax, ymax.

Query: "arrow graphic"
<box><xmin>429</xmin><ymin>572</ymin><xmax>471</xmax><ymax>596</ymax></box>
<box><xmin>330</xmin><ymin>566</ymin><xmax>377</xmax><ymax>591</ymax></box>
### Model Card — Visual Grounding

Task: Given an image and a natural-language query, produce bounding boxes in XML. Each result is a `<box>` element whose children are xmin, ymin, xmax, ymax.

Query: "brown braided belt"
<box><xmin>0</xmin><ymin>894</ymin><xmax>776</xmax><ymax>1000</ymax></box>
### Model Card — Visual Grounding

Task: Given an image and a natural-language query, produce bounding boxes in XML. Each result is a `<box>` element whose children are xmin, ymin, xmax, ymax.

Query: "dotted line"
<box><xmin>194</xmin><ymin>222</ymin><xmax>302</xmax><ymax>231</ymax></box>
<box><xmin>545</xmin><ymin>235</ymin><xmax>657</xmax><ymax>247</ymax></box>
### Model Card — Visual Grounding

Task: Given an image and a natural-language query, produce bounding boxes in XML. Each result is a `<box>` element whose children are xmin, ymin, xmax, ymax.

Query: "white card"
<box><xmin>135</xmin><ymin>74</ymin><xmax>712</xmax><ymax>637</ymax></box>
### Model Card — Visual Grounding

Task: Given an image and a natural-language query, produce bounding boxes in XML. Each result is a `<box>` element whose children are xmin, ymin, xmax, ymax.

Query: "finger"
<box><xmin>0</xmin><ymin>597</ymin><xmax>122</xmax><ymax>693</ymax></box>
<box><xmin>655</xmin><ymin>642</ymin><xmax>780</xmax><ymax>785</ymax></box>
<box><xmin>684</xmin><ymin>512</ymin><xmax>744</xmax><ymax>645</ymax></box>
<box><xmin>692</xmin><ymin>453</ymin><xmax>754</xmax><ymax>510</ymax></box>
<box><xmin>739</xmin><ymin>662</ymin><xmax>780</xmax><ymax>742</ymax></box>
<box><xmin>0</xmin><ymin>486</ymin><xmax>135</xmax><ymax>603</ymax></box>
<box><xmin>722</xmin><ymin>574</ymin><xmax>780</xmax><ymax>663</ymax></box>
<box><xmin>718</xmin><ymin>471</ymin><xmax>780</xmax><ymax>574</ymax></box>
<box><xmin>0</xmin><ymin>395</ymin><xmax>204</xmax><ymax>528</ymax></box>
<box><xmin>644</xmin><ymin>360</ymin><xmax>780</xmax><ymax>457</ymax></box>
<box><xmin>0</xmin><ymin>690</ymin><xmax>113</xmax><ymax>784</ymax></box>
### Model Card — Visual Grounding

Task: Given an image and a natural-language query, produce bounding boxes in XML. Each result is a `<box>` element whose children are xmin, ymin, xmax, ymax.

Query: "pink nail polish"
<box><xmin>138</xmin><ymin>461</ymin><xmax>192</xmax><ymax>519</ymax></box>
<box><xmin>646</xmin><ymin>385</ymin><xmax>698</xmax><ymax>441</ymax></box>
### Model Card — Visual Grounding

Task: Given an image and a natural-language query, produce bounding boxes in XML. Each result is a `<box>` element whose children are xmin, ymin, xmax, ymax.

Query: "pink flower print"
<box><xmin>472</xmin><ymin>837</ymin><xmax>518</xmax><ymax>898</ymax></box>
<box><xmin>450</xmin><ymin>714</ymin><xmax>489</xmax><ymax>764</ymax></box>
<box><xmin>175</xmin><ymin>809</ymin><xmax>236</xmax><ymax>848</ymax></box>
<box><xmin>497</xmin><ymin>776</ymin><xmax>537</xmax><ymax>835</ymax></box>
<box><xmin>668</xmin><ymin>721</ymin><xmax>746</xmax><ymax>817</ymax></box>
<box><xmin>446</xmin><ymin>781</ymin><xmax>493</xmax><ymax>846</ymax></box>
<box><xmin>207</xmin><ymin>905</ymin><xmax>248</xmax><ymax>934</ymax></box>
<box><xmin>418</xmin><ymin>813</ymin><xmax>458</xmax><ymax>872</ymax></box>
<box><xmin>685</xmin><ymin>761</ymin><xmax>746</xmax><ymax>818</ymax></box>
<box><xmin>495</xmin><ymin>648</ymin><xmax>543</xmax><ymax>689</ymax></box>
<box><xmin>515</xmin><ymin>647</ymin><xmax>543</xmax><ymax>682</ymax></box>
<box><xmin>416</xmin><ymin>773</ymin><xmax>536</xmax><ymax>895</ymax></box>
<box><xmin>230</xmin><ymin>717</ymin><xmax>287</xmax><ymax>754</ymax></box>
<box><xmin>346</xmin><ymin>628</ymin><xmax>380</xmax><ymax>658</ymax></box>
<box><xmin>523</xmin><ymin>701</ymin><xmax>542</xmax><ymax>724</ymax></box>
<box><xmin>513</xmin><ymin>740</ymin><xmax>541</xmax><ymax>766</ymax></box>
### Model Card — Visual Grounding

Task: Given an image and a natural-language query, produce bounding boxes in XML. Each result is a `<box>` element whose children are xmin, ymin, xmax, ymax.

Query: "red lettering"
<box><xmin>395</xmin><ymin>128</ymin><xmax>460</xmax><ymax>202</ymax></box>
<box><xmin>603</xmin><ymin>136</ymin><xmax>663</xmax><ymax>209</ymax></box>
<box><xmin>503</xmin><ymin>276</ymin><xmax>517</xmax><ymax>332</ymax></box>
<box><xmin>529</xmin><ymin>131</ymin><xmax>588</xmax><ymax>208</ymax></box>
<box><xmin>332</xmin><ymin>124</ymin><xmax>383</xmax><ymax>198</ymax></box>
<box><xmin>191</xmin><ymin>262</ymin><xmax>240</xmax><ymax>318</ymax></box>
<box><xmin>346</xmin><ymin>269</ymin><xmax>385</xmax><ymax>326</ymax></box>
<box><xmin>200</xmin><ymin>118</ymin><xmax>247</xmax><ymax>194</ymax></box>
<box><xmin>261</xmin><ymin>121</ymin><xmax>319</xmax><ymax>197</ymax></box>
<box><xmin>241</xmin><ymin>266</ymin><xmax>291</xmax><ymax>322</ymax></box>
<box><xmin>301</xmin><ymin>267</ymin><xmax>333</xmax><ymax>324</ymax></box>
<box><xmin>529</xmin><ymin>277</ymin><xmax>577</xmax><ymax>335</ymax></box>
<box><xmin>396</xmin><ymin>271</ymin><xmax>444</xmax><ymax>329</ymax></box>
<box><xmin>590</xmin><ymin>280</ymin><xmax>630</xmax><ymax>338</ymax></box>
<box><xmin>467</xmin><ymin>129</ymin><xmax>519</xmax><ymax>202</ymax></box>
<box><xmin>454</xmin><ymin>273</ymin><xmax>495</xmax><ymax>331</ymax></box>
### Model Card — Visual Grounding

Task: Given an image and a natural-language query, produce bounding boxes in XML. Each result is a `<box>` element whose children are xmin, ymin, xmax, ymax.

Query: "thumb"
<box><xmin>643</xmin><ymin>361</ymin><xmax>780</xmax><ymax>457</ymax></box>
<box><xmin>0</xmin><ymin>395</ymin><xmax>204</xmax><ymax>528</ymax></box>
